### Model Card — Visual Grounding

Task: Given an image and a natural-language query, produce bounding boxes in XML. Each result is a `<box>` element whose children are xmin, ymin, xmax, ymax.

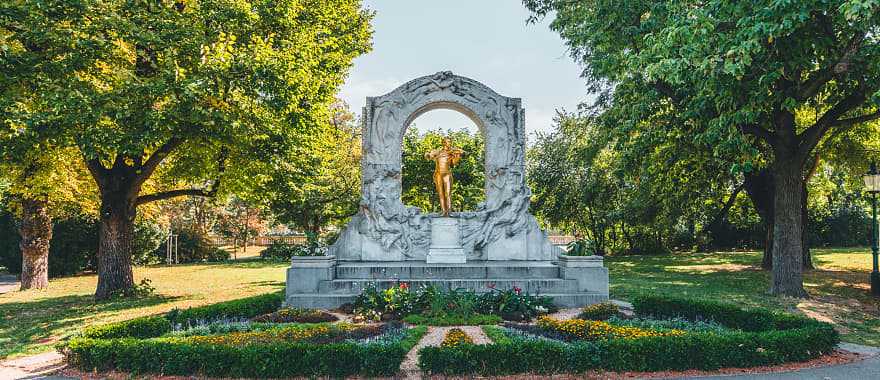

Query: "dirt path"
<box><xmin>0</xmin><ymin>274</ymin><xmax>18</xmax><ymax>294</ymax></box>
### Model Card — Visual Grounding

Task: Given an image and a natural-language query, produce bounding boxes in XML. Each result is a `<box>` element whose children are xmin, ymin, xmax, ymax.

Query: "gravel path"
<box><xmin>0</xmin><ymin>274</ymin><xmax>19</xmax><ymax>294</ymax></box>
<box><xmin>399</xmin><ymin>326</ymin><xmax>491</xmax><ymax>378</ymax></box>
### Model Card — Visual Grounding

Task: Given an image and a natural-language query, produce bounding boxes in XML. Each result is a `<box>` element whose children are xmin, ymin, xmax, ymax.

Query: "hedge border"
<box><xmin>418</xmin><ymin>295</ymin><xmax>839</xmax><ymax>375</ymax></box>
<box><xmin>67</xmin><ymin>291</ymin><xmax>428</xmax><ymax>378</ymax></box>
<box><xmin>80</xmin><ymin>292</ymin><xmax>283</xmax><ymax>340</ymax></box>
<box><xmin>64</xmin><ymin>326</ymin><xmax>427</xmax><ymax>378</ymax></box>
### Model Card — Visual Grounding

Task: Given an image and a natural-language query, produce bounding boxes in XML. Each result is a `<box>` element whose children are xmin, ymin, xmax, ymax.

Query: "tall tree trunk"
<box><xmin>94</xmin><ymin>180</ymin><xmax>137</xmax><ymax>300</ymax></box>
<box><xmin>744</xmin><ymin>169</ymin><xmax>812</xmax><ymax>270</ymax></box>
<box><xmin>769</xmin><ymin>157</ymin><xmax>808</xmax><ymax>297</ymax></box>
<box><xmin>19</xmin><ymin>197</ymin><xmax>51</xmax><ymax>290</ymax></box>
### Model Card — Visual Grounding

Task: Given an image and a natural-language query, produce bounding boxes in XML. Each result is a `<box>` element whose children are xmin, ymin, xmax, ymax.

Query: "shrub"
<box><xmin>166</xmin><ymin>292</ymin><xmax>283</xmax><ymax>325</ymax></box>
<box><xmin>82</xmin><ymin>316</ymin><xmax>172</xmax><ymax>339</ymax></box>
<box><xmin>168</xmin><ymin>228</ymin><xmax>230</xmax><ymax>263</ymax></box>
<box><xmin>441</xmin><ymin>328</ymin><xmax>474</xmax><ymax>348</ymax></box>
<box><xmin>250</xmin><ymin>308</ymin><xmax>338</xmax><ymax>323</ymax></box>
<box><xmin>565</xmin><ymin>239</ymin><xmax>596</xmax><ymax>256</ymax></box>
<box><xmin>62</xmin><ymin>325</ymin><xmax>428</xmax><ymax>378</ymax></box>
<box><xmin>579</xmin><ymin>302</ymin><xmax>619</xmax><ymax>321</ymax></box>
<box><xmin>418</xmin><ymin>296</ymin><xmax>839</xmax><ymax>376</ymax></box>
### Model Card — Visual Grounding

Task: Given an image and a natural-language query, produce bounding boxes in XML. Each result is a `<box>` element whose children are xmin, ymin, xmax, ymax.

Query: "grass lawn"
<box><xmin>608</xmin><ymin>247</ymin><xmax>880</xmax><ymax>346</ymax></box>
<box><xmin>0</xmin><ymin>258</ymin><xmax>288</xmax><ymax>359</ymax></box>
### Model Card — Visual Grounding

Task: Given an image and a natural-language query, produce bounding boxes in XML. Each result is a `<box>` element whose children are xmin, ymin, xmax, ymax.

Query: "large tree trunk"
<box><xmin>744</xmin><ymin>169</ymin><xmax>812</xmax><ymax>270</ymax></box>
<box><xmin>19</xmin><ymin>197</ymin><xmax>51</xmax><ymax>290</ymax></box>
<box><xmin>94</xmin><ymin>180</ymin><xmax>137</xmax><ymax>300</ymax></box>
<box><xmin>769</xmin><ymin>157</ymin><xmax>808</xmax><ymax>297</ymax></box>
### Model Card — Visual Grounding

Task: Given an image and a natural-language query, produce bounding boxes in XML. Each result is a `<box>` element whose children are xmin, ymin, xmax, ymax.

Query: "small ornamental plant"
<box><xmin>440</xmin><ymin>328</ymin><xmax>475</xmax><ymax>348</ymax></box>
<box><xmin>535</xmin><ymin>316</ymin><xmax>685</xmax><ymax>341</ymax></box>
<box><xmin>578</xmin><ymin>302</ymin><xmax>620</xmax><ymax>321</ymax></box>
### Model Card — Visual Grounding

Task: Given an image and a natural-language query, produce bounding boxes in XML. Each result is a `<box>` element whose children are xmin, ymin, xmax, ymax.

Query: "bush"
<box><xmin>579</xmin><ymin>302</ymin><xmax>619</xmax><ymax>321</ymax></box>
<box><xmin>167</xmin><ymin>292</ymin><xmax>283</xmax><ymax>325</ymax></box>
<box><xmin>82</xmin><ymin>316</ymin><xmax>172</xmax><ymax>339</ymax></box>
<box><xmin>62</xmin><ymin>325</ymin><xmax>428</xmax><ymax>378</ymax></box>
<box><xmin>261</xmin><ymin>239</ymin><xmax>326</xmax><ymax>260</ymax></box>
<box><xmin>250</xmin><ymin>308</ymin><xmax>338</xmax><ymax>323</ymax></box>
<box><xmin>418</xmin><ymin>296</ymin><xmax>839</xmax><ymax>376</ymax></box>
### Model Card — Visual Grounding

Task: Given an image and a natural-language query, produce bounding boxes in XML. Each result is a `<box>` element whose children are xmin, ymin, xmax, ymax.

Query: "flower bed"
<box><xmin>418</xmin><ymin>295</ymin><xmax>839</xmax><ymax>376</ymax></box>
<box><xmin>441</xmin><ymin>328</ymin><xmax>474</xmax><ymax>348</ymax></box>
<box><xmin>250</xmin><ymin>307</ymin><xmax>338</xmax><ymax>323</ymax></box>
<box><xmin>353</xmin><ymin>283</ymin><xmax>557</xmax><ymax>323</ymax></box>
<box><xmin>62</xmin><ymin>292</ymin><xmax>427</xmax><ymax>377</ymax></box>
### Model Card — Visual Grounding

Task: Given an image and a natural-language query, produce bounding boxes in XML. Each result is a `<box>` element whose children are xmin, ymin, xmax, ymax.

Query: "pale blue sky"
<box><xmin>337</xmin><ymin>1</ymin><xmax>590</xmax><ymax>136</ymax></box>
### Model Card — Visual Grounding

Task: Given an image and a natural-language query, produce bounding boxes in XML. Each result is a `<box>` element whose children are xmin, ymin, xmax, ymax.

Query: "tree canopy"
<box><xmin>525</xmin><ymin>0</ymin><xmax>880</xmax><ymax>296</ymax></box>
<box><xmin>1</xmin><ymin>0</ymin><xmax>373</xmax><ymax>298</ymax></box>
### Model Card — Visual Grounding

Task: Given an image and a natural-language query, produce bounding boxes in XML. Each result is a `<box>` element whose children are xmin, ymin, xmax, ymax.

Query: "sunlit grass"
<box><xmin>0</xmin><ymin>257</ymin><xmax>286</xmax><ymax>359</ymax></box>
<box><xmin>607</xmin><ymin>247</ymin><xmax>880</xmax><ymax>346</ymax></box>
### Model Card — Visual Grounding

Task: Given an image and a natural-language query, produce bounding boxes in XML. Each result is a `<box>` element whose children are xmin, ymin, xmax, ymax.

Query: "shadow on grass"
<box><xmin>245</xmin><ymin>280</ymin><xmax>285</xmax><ymax>288</ymax></box>
<box><xmin>0</xmin><ymin>293</ymin><xmax>179</xmax><ymax>359</ymax></box>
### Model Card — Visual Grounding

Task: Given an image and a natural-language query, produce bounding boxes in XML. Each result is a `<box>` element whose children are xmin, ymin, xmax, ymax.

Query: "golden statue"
<box><xmin>425</xmin><ymin>138</ymin><xmax>464</xmax><ymax>216</ymax></box>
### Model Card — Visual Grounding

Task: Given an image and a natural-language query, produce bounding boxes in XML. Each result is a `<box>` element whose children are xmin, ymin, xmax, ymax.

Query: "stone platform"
<box><xmin>285</xmin><ymin>258</ymin><xmax>609</xmax><ymax>309</ymax></box>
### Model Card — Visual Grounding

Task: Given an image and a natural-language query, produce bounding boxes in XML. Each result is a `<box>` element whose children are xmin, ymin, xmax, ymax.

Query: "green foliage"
<box><xmin>402</xmin><ymin>128</ymin><xmax>485</xmax><ymax>213</ymax></box>
<box><xmin>168</xmin><ymin>228</ymin><xmax>230</xmax><ymax>263</ymax></box>
<box><xmin>62</xmin><ymin>326</ymin><xmax>426</xmax><ymax>378</ymax></box>
<box><xmin>260</xmin><ymin>236</ymin><xmax>326</xmax><ymax>260</ymax></box>
<box><xmin>402</xmin><ymin>314</ymin><xmax>503</xmax><ymax>326</ymax></box>
<box><xmin>82</xmin><ymin>316</ymin><xmax>172</xmax><ymax>340</ymax></box>
<box><xmin>353</xmin><ymin>284</ymin><xmax>556</xmax><ymax>322</ymax></box>
<box><xmin>630</xmin><ymin>295</ymin><xmax>822</xmax><ymax>332</ymax></box>
<box><xmin>166</xmin><ymin>292</ymin><xmax>283</xmax><ymax>326</ymax></box>
<box><xmin>418</xmin><ymin>296</ymin><xmax>839</xmax><ymax>375</ymax></box>
<box><xmin>268</xmin><ymin>101</ymin><xmax>362</xmax><ymax>234</ymax></box>
<box><xmin>566</xmin><ymin>239</ymin><xmax>597</xmax><ymax>256</ymax></box>
<box><xmin>250</xmin><ymin>308</ymin><xmax>338</xmax><ymax>324</ymax></box>
<box><xmin>578</xmin><ymin>302</ymin><xmax>620</xmax><ymax>321</ymax></box>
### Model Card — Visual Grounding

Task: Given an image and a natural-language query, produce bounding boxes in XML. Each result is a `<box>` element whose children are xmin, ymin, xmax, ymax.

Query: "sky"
<box><xmin>337</xmin><ymin>1</ymin><xmax>591</xmax><ymax>137</ymax></box>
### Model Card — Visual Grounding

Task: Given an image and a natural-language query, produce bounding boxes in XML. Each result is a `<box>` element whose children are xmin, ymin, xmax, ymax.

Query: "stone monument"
<box><xmin>286</xmin><ymin>72</ymin><xmax>608</xmax><ymax>308</ymax></box>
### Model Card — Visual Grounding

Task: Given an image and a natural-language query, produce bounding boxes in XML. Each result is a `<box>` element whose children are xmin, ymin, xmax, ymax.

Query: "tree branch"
<box><xmin>796</xmin><ymin>34</ymin><xmax>864</xmax><ymax>101</ymax></box>
<box><xmin>740</xmin><ymin>123</ymin><xmax>776</xmax><ymax>146</ymax></box>
<box><xmin>134</xmin><ymin>137</ymin><xmax>185</xmax><ymax>186</ymax></box>
<box><xmin>831</xmin><ymin>109</ymin><xmax>880</xmax><ymax>128</ymax></box>
<box><xmin>83</xmin><ymin>155</ymin><xmax>109</xmax><ymax>189</ymax></box>
<box><xmin>135</xmin><ymin>187</ymin><xmax>218</xmax><ymax>206</ymax></box>
<box><xmin>798</xmin><ymin>91</ymin><xmax>866</xmax><ymax>158</ymax></box>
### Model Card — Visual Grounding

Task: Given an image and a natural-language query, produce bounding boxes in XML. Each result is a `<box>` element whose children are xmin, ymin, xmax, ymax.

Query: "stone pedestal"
<box><xmin>426</xmin><ymin>217</ymin><xmax>466</xmax><ymax>264</ymax></box>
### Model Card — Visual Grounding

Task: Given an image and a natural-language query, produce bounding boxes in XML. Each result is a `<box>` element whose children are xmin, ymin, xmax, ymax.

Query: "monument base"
<box><xmin>426</xmin><ymin>248</ymin><xmax>466</xmax><ymax>264</ymax></box>
<box><xmin>426</xmin><ymin>217</ymin><xmax>467</xmax><ymax>263</ymax></box>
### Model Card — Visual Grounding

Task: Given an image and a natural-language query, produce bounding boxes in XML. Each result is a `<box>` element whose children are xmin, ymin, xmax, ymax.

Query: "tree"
<box><xmin>402</xmin><ymin>128</ymin><xmax>485</xmax><ymax>213</ymax></box>
<box><xmin>525</xmin><ymin>0</ymin><xmax>880</xmax><ymax>297</ymax></box>
<box><xmin>268</xmin><ymin>101</ymin><xmax>362</xmax><ymax>234</ymax></box>
<box><xmin>1</xmin><ymin>0</ymin><xmax>372</xmax><ymax>299</ymax></box>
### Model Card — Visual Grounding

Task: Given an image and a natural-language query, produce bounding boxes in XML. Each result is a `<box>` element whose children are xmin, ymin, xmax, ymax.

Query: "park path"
<box><xmin>0</xmin><ymin>274</ymin><xmax>19</xmax><ymax>294</ymax></box>
<box><xmin>399</xmin><ymin>326</ymin><xmax>491</xmax><ymax>378</ymax></box>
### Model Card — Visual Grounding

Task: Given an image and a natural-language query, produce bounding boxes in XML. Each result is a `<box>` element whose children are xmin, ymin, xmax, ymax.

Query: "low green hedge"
<box><xmin>419</xmin><ymin>296</ymin><xmax>839</xmax><ymax>375</ymax></box>
<box><xmin>64</xmin><ymin>326</ymin><xmax>427</xmax><ymax>378</ymax></box>
<box><xmin>166</xmin><ymin>292</ymin><xmax>283</xmax><ymax>325</ymax></box>
<box><xmin>82</xmin><ymin>316</ymin><xmax>172</xmax><ymax>339</ymax></box>
<box><xmin>78</xmin><ymin>292</ymin><xmax>284</xmax><ymax>340</ymax></box>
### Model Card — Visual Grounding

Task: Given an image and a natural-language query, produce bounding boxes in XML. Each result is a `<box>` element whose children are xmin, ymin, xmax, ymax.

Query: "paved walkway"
<box><xmin>0</xmin><ymin>274</ymin><xmax>19</xmax><ymax>294</ymax></box>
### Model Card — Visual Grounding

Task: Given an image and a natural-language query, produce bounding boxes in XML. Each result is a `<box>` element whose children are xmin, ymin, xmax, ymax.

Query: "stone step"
<box><xmin>284</xmin><ymin>292</ymin><xmax>607</xmax><ymax>309</ymax></box>
<box><xmin>317</xmin><ymin>278</ymin><xmax>580</xmax><ymax>294</ymax></box>
<box><xmin>334</xmin><ymin>261</ymin><xmax>560</xmax><ymax>280</ymax></box>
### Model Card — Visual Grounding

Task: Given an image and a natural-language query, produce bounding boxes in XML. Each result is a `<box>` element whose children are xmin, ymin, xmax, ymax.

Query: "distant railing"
<box><xmin>548</xmin><ymin>235</ymin><xmax>575</xmax><ymax>246</ymax></box>
<box><xmin>254</xmin><ymin>235</ymin><xmax>308</xmax><ymax>246</ymax></box>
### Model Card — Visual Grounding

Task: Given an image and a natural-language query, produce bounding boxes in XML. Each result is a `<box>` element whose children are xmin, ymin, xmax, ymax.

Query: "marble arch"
<box><xmin>330</xmin><ymin>71</ymin><xmax>560</xmax><ymax>261</ymax></box>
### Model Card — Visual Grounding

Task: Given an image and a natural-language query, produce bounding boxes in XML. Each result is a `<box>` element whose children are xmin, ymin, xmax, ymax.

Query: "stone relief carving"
<box><xmin>331</xmin><ymin>71</ymin><xmax>559</xmax><ymax>261</ymax></box>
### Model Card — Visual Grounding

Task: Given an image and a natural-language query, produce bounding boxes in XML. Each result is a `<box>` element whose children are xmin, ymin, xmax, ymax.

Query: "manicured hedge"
<box><xmin>82</xmin><ymin>316</ymin><xmax>172</xmax><ymax>339</ymax></box>
<box><xmin>166</xmin><ymin>292</ymin><xmax>283</xmax><ymax>325</ymax></box>
<box><xmin>79</xmin><ymin>292</ymin><xmax>284</xmax><ymax>341</ymax></box>
<box><xmin>418</xmin><ymin>296</ymin><xmax>839</xmax><ymax>376</ymax></box>
<box><xmin>64</xmin><ymin>326</ymin><xmax>427</xmax><ymax>378</ymax></box>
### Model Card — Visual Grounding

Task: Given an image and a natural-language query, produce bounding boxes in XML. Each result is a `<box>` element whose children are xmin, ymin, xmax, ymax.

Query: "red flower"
<box><xmin>513</xmin><ymin>286</ymin><xmax>522</xmax><ymax>295</ymax></box>
<box><xmin>487</xmin><ymin>283</ymin><xmax>496</xmax><ymax>289</ymax></box>
<box><xmin>399</xmin><ymin>282</ymin><xmax>409</xmax><ymax>290</ymax></box>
